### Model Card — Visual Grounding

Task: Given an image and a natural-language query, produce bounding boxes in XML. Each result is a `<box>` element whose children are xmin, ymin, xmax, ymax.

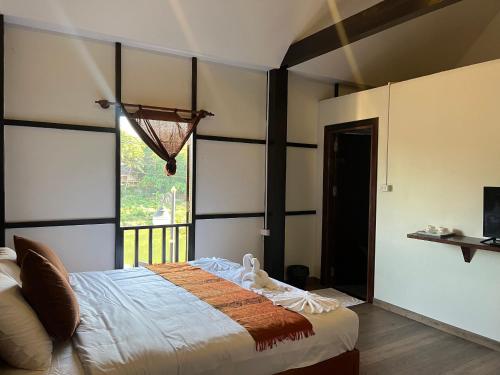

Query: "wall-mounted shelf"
<box><xmin>407</xmin><ymin>233</ymin><xmax>500</xmax><ymax>263</ymax></box>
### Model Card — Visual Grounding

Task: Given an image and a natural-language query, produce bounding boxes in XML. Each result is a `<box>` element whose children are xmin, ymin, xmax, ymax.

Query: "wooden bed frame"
<box><xmin>0</xmin><ymin>349</ymin><xmax>360</xmax><ymax>375</ymax></box>
<box><xmin>277</xmin><ymin>349</ymin><xmax>359</xmax><ymax>375</ymax></box>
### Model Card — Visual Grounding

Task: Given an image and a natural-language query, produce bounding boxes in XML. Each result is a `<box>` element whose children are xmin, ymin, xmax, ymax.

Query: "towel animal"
<box><xmin>241</xmin><ymin>257</ymin><xmax>279</xmax><ymax>290</ymax></box>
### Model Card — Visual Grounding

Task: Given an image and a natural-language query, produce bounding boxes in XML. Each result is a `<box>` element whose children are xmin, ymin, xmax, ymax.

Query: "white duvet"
<box><xmin>1</xmin><ymin>259</ymin><xmax>358</xmax><ymax>375</ymax></box>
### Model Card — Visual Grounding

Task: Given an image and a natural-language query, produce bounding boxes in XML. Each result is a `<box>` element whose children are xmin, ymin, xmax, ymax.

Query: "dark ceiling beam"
<box><xmin>281</xmin><ymin>0</ymin><xmax>463</xmax><ymax>68</ymax></box>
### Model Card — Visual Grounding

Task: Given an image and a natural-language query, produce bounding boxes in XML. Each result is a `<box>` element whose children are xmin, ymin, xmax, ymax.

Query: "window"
<box><xmin>120</xmin><ymin>116</ymin><xmax>192</xmax><ymax>267</ymax></box>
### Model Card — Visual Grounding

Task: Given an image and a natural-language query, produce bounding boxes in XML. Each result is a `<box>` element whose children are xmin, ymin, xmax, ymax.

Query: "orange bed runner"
<box><xmin>147</xmin><ymin>263</ymin><xmax>315</xmax><ymax>351</ymax></box>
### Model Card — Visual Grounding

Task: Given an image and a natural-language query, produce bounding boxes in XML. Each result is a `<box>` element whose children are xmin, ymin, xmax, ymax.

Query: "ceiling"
<box><xmin>291</xmin><ymin>0</ymin><xmax>500</xmax><ymax>86</ymax></box>
<box><xmin>0</xmin><ymin>0</ymin><xmax>378</xmax><ymax>70</ymax></box>
<box><xmin>1</xmin><ymin>0</ymin><xmax>499</xmax><ymax>86</ymax></box>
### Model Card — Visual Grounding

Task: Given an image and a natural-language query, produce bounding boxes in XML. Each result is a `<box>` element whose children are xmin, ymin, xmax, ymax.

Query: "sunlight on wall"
<box><xmin>46</xmin><ymin>0</ymin><xmax>114</xmax><ymax>100</ymax></box>
<box><xmin>326</xmin><ymin>0</ymin><xmax>365</xmax><ymax>85</ymax></box>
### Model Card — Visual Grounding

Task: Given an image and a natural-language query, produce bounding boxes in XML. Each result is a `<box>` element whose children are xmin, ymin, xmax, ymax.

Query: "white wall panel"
<box><xmin>195</xmin><ymin>218</ymin><xmax>263</xmax><ymax>263</ymax></box>
<box><xmin>198</xmin><ymin>61</ymin><xmax>266</xmax><ymax>139</ymax></box>
<box><xmin>196</xmin><ymin>140</ymin><xmax>265</xmax><ymax>214</ymax></box>
<box><xmin>287</xmin><ymin>72</ymin><xmax>333</xmax><ymax>144</ymax></box>
<box><xmin>6</xmin><ymin>225</ymin><xmax>115</xmax><ymax>272</ymax></box>
<box><xmin>285</xmin><ymin>215</ymin><xmax>317</xmax><ymax>275</ymax></box>
<box><xmin>5</xmin><ymin>25</ymin><xmax>114</xmax><ymax>126</ymax></box>
<box><xmin>284</xmin><ymin>73</ymin><xmax>329</xmax><ymax>274</ymax></box>
<box><xmin>5</xmin><ymin>126</ymin><xmax>115</xmax><ymax>222</ymax></box>
<box><xmin>122</xmin><ymin>46</ymin><xmax>191</xmax><ymax>108</ymax></box>
<box><xmin>286</xmin><ymin>147</ymin><xmax>317</xmax><ymax>212</ymax></box>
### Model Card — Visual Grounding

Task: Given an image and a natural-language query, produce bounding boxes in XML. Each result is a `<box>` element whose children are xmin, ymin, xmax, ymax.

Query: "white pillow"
<box><xmin>0</xmin><ymin>247</ymin><xmax>16</xmax><ymax>262</ymax></box>
<box><xmin>0</xmin><ymin>260</ymin><xmax>21</xmax><ymax>285</ymax></box>
<box><xmin>0</xmin><ymin>273</ymin><xmax>53</xmax><ymax>370</ymax></box>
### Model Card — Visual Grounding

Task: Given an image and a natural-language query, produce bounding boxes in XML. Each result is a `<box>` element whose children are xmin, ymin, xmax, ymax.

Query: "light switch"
<box><xmin>381</xmin><ymin>184</ymin><xmax>393</xmax><ymax>192</ymax></box>
<box><xmin>260</xmin><ymin>229</ymin><xmax>271</xmax><ymax>236</ymax></box>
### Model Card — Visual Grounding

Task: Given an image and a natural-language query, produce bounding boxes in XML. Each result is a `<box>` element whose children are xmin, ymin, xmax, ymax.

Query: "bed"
<box><xmin>0</xmin><ymin>258</ymin><xmax>359</xmax><ymax>375</ymax></box>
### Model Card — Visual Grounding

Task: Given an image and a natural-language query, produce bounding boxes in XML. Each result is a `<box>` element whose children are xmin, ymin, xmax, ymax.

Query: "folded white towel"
<box><xmin>270</xmin><ymin>290</ymin><xmax>340</xmax><ymax>314</ymax></box>
<box><xmin>241</xmin><ymin>257</ymin><xmax>279</xmax><ymax>290</ymax></box>
<box><xmin>191</xmin><ymin>257</ymin><xmax>241</xmax><ymax>272</ymax></box>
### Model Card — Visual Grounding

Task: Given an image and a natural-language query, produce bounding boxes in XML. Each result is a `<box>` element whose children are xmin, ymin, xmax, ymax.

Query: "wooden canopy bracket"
<box><xmin>460</xmin><ymin>247</ymin><xmax>476</xmax><ymax>263</ymax></box>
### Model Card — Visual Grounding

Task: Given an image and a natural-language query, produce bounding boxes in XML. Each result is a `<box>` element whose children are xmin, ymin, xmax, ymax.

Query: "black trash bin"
<box><xmin>286</xmin><ymin>265</ymin><xmax>309</xmax><ymax>289</ymax></box>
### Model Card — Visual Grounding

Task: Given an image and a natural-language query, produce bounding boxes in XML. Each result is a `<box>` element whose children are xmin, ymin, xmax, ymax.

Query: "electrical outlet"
<box><xmin>260</xmin><ymin>229</ymin><xmax>270</xmax><ymax>236</ymax></box>
<box><xmin>381</xmin><ymin>184</ymin><xmax>393</xmax><ymax>192</ymax></box>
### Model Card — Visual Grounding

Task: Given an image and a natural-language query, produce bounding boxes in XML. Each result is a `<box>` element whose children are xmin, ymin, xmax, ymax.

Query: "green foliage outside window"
<box><xmin>120</xmin><ymin>122</ymin><xmax>190</xmax><ymax>267</ymax></box>
<box><xmin>120</xmin><ymin>131</ymin><xmax>189</xmax><ymax>227</ymax></box>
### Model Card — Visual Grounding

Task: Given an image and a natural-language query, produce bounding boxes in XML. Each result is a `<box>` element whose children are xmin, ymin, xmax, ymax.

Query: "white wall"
<box><xmin>319</xmin><ymin>60</ymin><xmax>500</xmax><ymax>341</ymax></box>
<box><xmin>4</xmin><ymin>25</ymin><xmax>116</xmax><ymax>271</ymax></box>
<box><xmin>5</xmin><ymin>25</ymin><xmax>114</xmax><ymax>126</ymax></box>
<box><xmin>122</xmin><ymin>46</ymin><xmax>191</xmax><ymax>108</ymax></box>
<box><xmin>197</xmin><ymin>61</ymin><xmax>267</xmax><ymax>139</ymax></box>
<box><xmin>195</xmin><ymin>218</ymin><xmax>264</xmax><ymax>263</ymax></box>
<box><xmin>285</xmin><ymin>73</ymin><xmax>333</xmax><ymax>275</ymax></box>
<box><xmin>194</xmin><ymin>60</ymin><xmax>267</xmax><ymax>262</ymax></box>
<box><xmin>5</xmin><ymin>225</ymin><xmax>115</xmax><ymax>272</ymax></box>
<box><xmin>5</xmin><ymin>126</ymin><xmax>115</xmax><ymax>222</ymax></box>
<box><xmin>197</xmin><ymin>141</ymin><xmax>265</xmax><ymax>215</ymax></box>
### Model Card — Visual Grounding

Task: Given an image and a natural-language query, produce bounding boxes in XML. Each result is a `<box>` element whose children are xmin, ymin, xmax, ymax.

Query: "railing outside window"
<box><xmin>121</xmin><ymin>223</ymin><xmax>191</xmax><ymax>267</ymax></box>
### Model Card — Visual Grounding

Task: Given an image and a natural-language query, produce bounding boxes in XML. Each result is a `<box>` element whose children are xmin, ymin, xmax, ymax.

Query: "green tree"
<box><xmin>121</xmin><ymin>132</ymin><xmax>145</xmax><ymax>175</ymax></box>
<box><xmin>120</xmin><ymin>129</ymin><xmax>189</xmax><ymax>227</ymax></box>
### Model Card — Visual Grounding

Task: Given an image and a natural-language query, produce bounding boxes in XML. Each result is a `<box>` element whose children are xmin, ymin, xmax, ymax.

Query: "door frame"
<box><xmin>321</xmin><ymin>118</ymin><xmax>378</xmax><ymax>303</ymax></box>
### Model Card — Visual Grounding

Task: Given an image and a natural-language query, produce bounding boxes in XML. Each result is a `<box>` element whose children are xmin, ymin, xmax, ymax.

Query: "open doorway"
<box><xmin>321</xmin><ymin>118</ymin><xmax>378</xmax><ymax>303</ymax></box>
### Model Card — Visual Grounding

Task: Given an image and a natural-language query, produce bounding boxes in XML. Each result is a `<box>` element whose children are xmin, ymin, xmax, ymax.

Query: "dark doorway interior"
<box><xmin>321</xmin><ymin>119</ymin><xmax>378</xmax><ymax>302</ymax></box>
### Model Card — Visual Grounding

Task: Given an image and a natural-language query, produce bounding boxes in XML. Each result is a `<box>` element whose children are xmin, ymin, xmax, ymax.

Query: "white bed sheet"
<box><xmin>0</xmin><ymin>260</ymin><xmax>358</xmax><ymax>375</ymax></box>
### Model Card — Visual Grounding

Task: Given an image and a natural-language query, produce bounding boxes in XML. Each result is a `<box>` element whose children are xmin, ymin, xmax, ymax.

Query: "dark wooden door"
<box><xmin>321</xmin><ymin>119</ymin><xmax>378</xmax><ymax>303</ymax></box>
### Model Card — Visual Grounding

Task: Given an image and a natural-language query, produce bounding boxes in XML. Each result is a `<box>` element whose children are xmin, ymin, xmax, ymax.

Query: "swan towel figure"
<box><xmin>241</xmin><ymin>256</ymin><xmax>279</xmax><ymax>290</ymax></box>
<box><xmin>242</xmin><ymin>253</ymin><xmax>254</xmax><ymax>273</ymax></box>
<box><xmin>271</xmin><ymin>290</ymin><xmax>340</xmax><ymax>314</ymax></box>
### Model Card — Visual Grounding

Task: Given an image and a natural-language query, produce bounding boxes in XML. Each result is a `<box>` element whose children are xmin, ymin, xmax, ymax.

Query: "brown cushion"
<box><xmin>20</xmin><ymin>250</ymin><xmax>80</xmax><ymax>341</ymax></box>
<box><xmin>14</xmin><ymin>235</ymin><xmax>68</xmax><ymax>279</ymax></box>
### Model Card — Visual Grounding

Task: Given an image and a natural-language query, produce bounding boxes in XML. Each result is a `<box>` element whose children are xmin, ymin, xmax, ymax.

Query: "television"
<box><xmin>483</xmin><ymin>187</ymin><xmax>500</xmax><ymax>244</ymax></box>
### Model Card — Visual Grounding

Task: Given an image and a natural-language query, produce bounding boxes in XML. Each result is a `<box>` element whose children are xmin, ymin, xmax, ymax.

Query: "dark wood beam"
<box><xmin>188</xmin><ymin>57</ymin><xmax>197</xmax><ymax>261</ymax></box>
<box><xmin>0</xmin><ymin>15</ymin><xmax>5</xmax><ymax>247</ymax></box>
<box><xmin>264</xmin><ymin>68</ymin><xmax>288</xmax><ymax>281</ymax></box>
<box><xmin>4</xmin><ymin>119</ymin><xmax>115</xmax><ymax>133</ymax></box>
<box><xmin>281</xmin><ymin>0</ymin><xmax>463</xmax><ymax>68</ymax></box>
<box><xmin>5</xmin><ymin>218</ymin><xmax>116</xmax><ymax>229</ymax></box>
<box><xmin>114</xmin><ymin>42</ymin><xmax>123</xmax><ymax>269</ymax></box>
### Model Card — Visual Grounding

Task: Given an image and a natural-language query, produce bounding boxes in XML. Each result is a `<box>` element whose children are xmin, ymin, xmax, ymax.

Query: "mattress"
<box><xmin>0</xmin><ymin>259</ymin><xmax>358</xmax><ymax>375</ymax></box>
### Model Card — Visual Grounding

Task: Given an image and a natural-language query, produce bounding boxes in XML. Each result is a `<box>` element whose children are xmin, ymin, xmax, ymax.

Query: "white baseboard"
<box><xmin>373</xmin><ymin>298</ymin><xmax>500</xmax><ymax>352</ymax></box>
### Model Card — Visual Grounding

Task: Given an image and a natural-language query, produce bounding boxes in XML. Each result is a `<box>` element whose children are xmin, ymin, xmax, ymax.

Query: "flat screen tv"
<box><xmin>483</xmin><ymin>187</ymin><xmax>500</xmax><ymax>243</ymax></box>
